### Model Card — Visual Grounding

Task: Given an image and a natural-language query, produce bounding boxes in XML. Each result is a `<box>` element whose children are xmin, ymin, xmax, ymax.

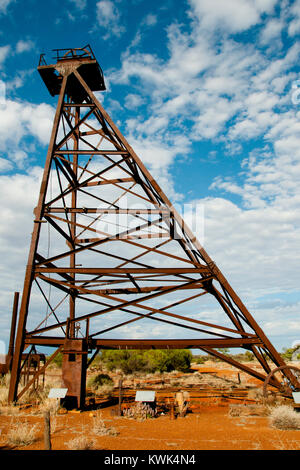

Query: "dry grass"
<box><xmin>269</xmin><ymin>405</ymin><xmax>300</xmax><ymax>430</ymax></box>
<box><xmin>6</xmin><ymin>418</ymin><xmax>39</xmax><ymax>447</ymax></box>
<box><xmin>0</xmin><ymin>403</ymin><xmax>22</xmax><ymax>416</ymax></box>
<box><xmin>66</xmin><ymin>435</ymin><xmax>96</xmax><ymax>450</ymax></box>
<box><xmin>247</xmin><ymin>387</ymin><xmax>264</xmax><ymax>401</ymax></box>
<box><xmin>228</xmin><ymin>404</ymin><xmax>269</xmax><ymax>417</ymax></box>
<box><xmin>86</xmin><ymin>373</ymin><xmax>114</xmax><ymax>397</ymax></box>
<box><xmin>271</xmin><ymin>432</ymin><xmax>300</xmax><ymax>450</ymax></box>
<box><xmin>93</xmin><ymin>383</ymin><xmax>114</xmax><ymax>397</ymax></box>
<box><xmin>0</xmin><ymin>372</ymin><xmax>10</xmax><ymax>406</ymax></box>
<box><xmin>0</xmin><ymin>374</ymin><xmax>21</xmax><ymax>416</ymax></box>
<box><xmin>92</xmin><ymin>410</ymin><xmax>119</xmax><ymax>436</ymax></box>
<box><xmin>0</xmin><ymin>387</ymin><xmax>8</xmax><ymax>405</ymax></box>
<box><xmin>38</xmin><ymin>397</ymin><xmax>61</xmax><ymax>415</ymax></box>
<box><xmin>0</xmin><ymin>372</ymin><xmax>10</xmax><ymax>388</ymax></box>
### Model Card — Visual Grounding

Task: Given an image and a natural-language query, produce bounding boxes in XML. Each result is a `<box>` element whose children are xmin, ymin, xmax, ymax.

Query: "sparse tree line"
<box><xmin>50</xmin><ymin>349</ymin><xmax>193</xmax><ymax>374</ymax></box>
<box><xmin>48</xmin><ymin>346</ymin><xmax>300</xmax><ymax>373</ymax></box>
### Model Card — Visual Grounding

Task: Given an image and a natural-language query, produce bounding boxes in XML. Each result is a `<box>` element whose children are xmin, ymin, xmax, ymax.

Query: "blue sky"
<box><xmin>0</xmin><ymin>0</ymin><xmax>300</xmax><ymax>353</ymax></box>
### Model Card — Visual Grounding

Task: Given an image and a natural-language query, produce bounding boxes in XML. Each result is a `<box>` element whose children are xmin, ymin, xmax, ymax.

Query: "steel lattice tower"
<box><xmin>7</xmin><ymin>45</ymin><xmax>300</xmax><ymax>407</ymax></box>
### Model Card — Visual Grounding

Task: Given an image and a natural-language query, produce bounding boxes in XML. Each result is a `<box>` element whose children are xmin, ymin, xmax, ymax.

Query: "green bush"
<box><xmin>194</xmin><ymin>355</ymin><xmax>208</xmax><ymax>364</ymax></box>
<box><xmin>47</xmin><ymin>348</ymin><xmax>193</xmax><ymax>374</ymax></box>
<box><xmin>281</xmin><ymin>346</ymin><xmax>300</xmax><ymax>361</ymax></box>
<box><xmin>281</xmin><ymin>347</ymin><xmax>295</xmax><ymax>361</ymax></box>
<box><xmin>87</xmin><ymin>373</ymin><xmax>113</xmax><ymax>389</ymax></box>
<box><xmin>100</xmin><ymin>350</ymin><xmax>148</xmax><ymax>374</ymax></box>
<box><xmin>244</xmin><ymin>351</ymin><xmax>254</xmax><ymax>361</ymax></box>
<box><xmin>99</xmin><ymin>349</ymin><xmax>192</xmax><ymax>374</ymax></box>
<box><xmin>147</xmin><ymin>349</ymin><xmax>192</xmax><ymax>372</ymax></box>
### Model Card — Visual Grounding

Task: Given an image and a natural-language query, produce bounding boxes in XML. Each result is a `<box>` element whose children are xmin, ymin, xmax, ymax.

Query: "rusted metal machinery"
<box><xmin>7</xmin><ymin>45</ymin><xmax>300</xmax><ymax>407</ymax></box>
<box><xmin>20</xmin><ymin>346</ymin><xmax>46</xmax><ymax>389</ymax></box>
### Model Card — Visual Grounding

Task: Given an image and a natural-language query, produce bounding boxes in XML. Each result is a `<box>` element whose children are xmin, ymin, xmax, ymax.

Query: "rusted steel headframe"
<box><xmin>8</xmin><ymin>45</ymin><xmax>300</xmax><ymax>405</ymax></box>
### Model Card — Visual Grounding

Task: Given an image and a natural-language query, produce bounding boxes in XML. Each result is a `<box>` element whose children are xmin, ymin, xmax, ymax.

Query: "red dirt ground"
<box><xmin>1</xmin><ymin>362</ymin><xmax>300</xmax><ymax>451</ymax></box>
<box><xmin>1</xmin><ymin>404</ymin><xmax>300</xmax><ymax>451</ymax></box>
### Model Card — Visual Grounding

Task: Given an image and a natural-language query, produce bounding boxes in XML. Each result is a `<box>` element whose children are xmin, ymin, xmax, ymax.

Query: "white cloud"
<box><xmin>0</xmin><ymin>167</ymin><xmax>43</xmax><ymax>308</ymax></box>
<box><xmin>96</xmin><ymin>0</ymin><xmax>125</xmax><ymax>39</ymax></box>
<box><xmin>0</xmin><ymin>157</ymin><xmax>13</xmax><ymax>172</ymax></box>
<box><xmin>0</xmin><ymin>99</ymin><xmax>54</xmax><ymax>175</ymax></box>
<box><xmin>0</xmin><ymin>0</ymin><xmax>14</xmax><ymax>14</ymax></box>
<box><xmin>0</xmin><ymin>99</ymin><xmax>54</xmax><ymax>153</ymax></box>
<box><xmin>191</xmin><ymin>196</ymin><xmax>300</xmax><ymax>295</ymax></box>
<box><xmin>288</xmin><ymin>0</ymin><xmax>300</xmax><ymax>36</ymax></box>
<box><xmin>16</xmin><ymin>39</ymin><xmax>35</xmax><ymax>54</ymax></box>
<box><xmin>69</xmin><ymin>0</ymin><xmax>87</xmax><ymax>10</ymax></box>
<box><xmin>124</xmin><ymin>93</ymin><xmax>146</xmax><ymax>110</ymax></box>
<box><xmin>0</xmin><ymin>45</ymin><xmax>10</xmax><ymax>67</ymax></box>
<box><xmin>124</xmin><ymin>130</ymin><xmax>187</xmax><ymax>201</ymax></box>
<box><xmin>144</xmin><ymin>13</ymin><xmax>157</xmax><ymax>26</ymax></box>
<box><xmin>115</xmin><ymin>20</ymin><xmax>289</xmax><ymax>141</ymax></box>
<box><xmin>260</xmin><ymin>17</ymin><xmax>284</xmax><ymax>44</ymax></box>
<box><xmin>5</xmin><ymin>68</ymin><xmax>35</xmax><ymax>92</ymax></box>
<box><xmin>188</xmin><ymin>0</ymin><xmax>277</xmax><ymax>33</ymax></box>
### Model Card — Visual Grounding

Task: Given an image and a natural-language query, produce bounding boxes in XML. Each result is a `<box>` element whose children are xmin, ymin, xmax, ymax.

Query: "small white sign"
<box><xmin>292</xmin><ymin>392</ymin><xmax>300</xmax><ymax>404</ymax></box>
<box><xmin>48</xmin><ymin>388</ymin><xmax>68</xmax><ymax>399</ymax></box>
<box><xmin>135</xmin><ymin>391</ymin><xmax>156</xmax><ymax>402</ymax></box>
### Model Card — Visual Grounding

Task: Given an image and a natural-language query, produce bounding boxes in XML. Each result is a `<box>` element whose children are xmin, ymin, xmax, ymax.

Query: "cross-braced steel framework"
<box><xmin>8</xmin><ymin>45</ymin><xmax>300</xmax><ymax>404</ymax></box>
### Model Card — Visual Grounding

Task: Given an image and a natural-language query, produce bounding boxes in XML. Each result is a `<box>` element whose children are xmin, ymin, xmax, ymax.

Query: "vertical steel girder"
<box><xmin>8</xmin><ymin>46</ymin><xmax>300</xmax><ymax>404</ymax></box>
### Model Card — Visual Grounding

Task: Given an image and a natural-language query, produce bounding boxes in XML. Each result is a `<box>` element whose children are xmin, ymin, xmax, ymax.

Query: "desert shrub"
<box><xmin>123</xmin><ymin>402</ymin><xmax>157</xmax><ymax>420</ymax></box>
<box><xmin>281</xmin><ymin>348</ymin><xmax>294</xmax><ymax>361</ymax></box>
<box><xmin>142</xmin><ymin>349</ymin><xmax>192</xmax><ymax>372</ymax></box>
<box><xmin>228</xmin><ymin>405</ymin><xmax>243</xmax><ymax>417</ymax></box>
<box><xmin>39</xmin><ymin>397</ymin><xmax>61</xmax><ymax>415</ymax></box>
<box><xmin>92</xmin><ymin>411</ymin><xmax>118</xmax><ymax>436</ymax></box>
<box><xmin>87</xmin><ymin>373</ymin><xmax>114</xmax><ymax>397</ymax></box>
<box><xmin>87</xmin><ymin>373</ymin><xmax>113</xmax><ymax>389</ymax></box>
<box><xmin>89</xmin><ymin>354</ymin><xmax>102</xmax><ymax>369</ymax></box>
<box><xmin>6</xmin><ymin>420</ymin><xmax>38</xmax><ymax>446</ymax></box>
<box><xmin>0</xmin><ymin>386</ymin><xmax>8</xmax><ymax>405</ymax></box>
<box><xmin>100</xmin><ymin>349</ymin><xmax>192</xmax><ymax>374</ymax></box>
<box><xmin>229</xmin><ymin>404</ymin><xmax>268</xmax><ymax>417</ymax></box>
<box><xmin>0</xmin><ymin>372</ymin><xmax>10</xmax><ymax>388</ymax></box>
<box><xmin>19</xmin><ymin>385</ymin><xmax>49</xmax><ymax>405</ymax></box>
<box><xmin>194</xmin><ymin>356</ymin><xmax>208</xmax><ymax>364</ymax></box>
<box><xmin>100</xmin><ymin>350</ymin><xmax>148</xmax><ymax>374</ymax></box>
<box><xmin>269</xmin><ymin>405</ymin><xmax>300</xmax><ymax>430</ymax></box>
<box><xmin>0</xmin><ymin>372</ymin><xmax>10</xmax><ymax>405</ymax></box>
<box><xmin>243</xmin><ymin>351</ymin><xmax>254</xmax><ymax>361</ymax></box>
<box><xmin>122</xmin><ymin>352</ymin><xmax>148</xmax><ymax>374</ymax></box>
<box><xmin>66</xmin><ymin>436</ymin><xmax>95</xmax><ymax>450</ymax></box>
<box><xmin>167</xmin><ymin>350</ymin><xmax>192</xmax><ymax>372</ymax></box>
<box><xmin>247</xmin><ymin>388</ymin><xmax>264</xmax><ymax>401</ymax></box>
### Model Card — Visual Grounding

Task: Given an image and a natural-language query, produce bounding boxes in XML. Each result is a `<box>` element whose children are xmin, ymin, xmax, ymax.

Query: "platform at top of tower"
<box><xmin>37</xmin><ymin>45</ymin><xmax>106</xmax><ymax>99</ymax></box>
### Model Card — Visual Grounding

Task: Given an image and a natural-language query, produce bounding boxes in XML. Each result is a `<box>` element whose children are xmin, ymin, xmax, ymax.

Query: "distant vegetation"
<box><xmin>193</xmin><ymin>350</ymin><xmax>255</xmax><ymax>364</ymax></box>
<box><xmin>46</xmin><ymin>345</ymin><xmax>300</xmax><ymax>373</ymax></box>
<box><xmin>96</xmin><ymin>349</ymin><xmax>193</xmax><ymax>374</ymax></box>
<box><xmin>47</xmin><ymin>349</ymin><xmax>193</xmax><ymax>374</ymax></box>
<box><xmin>281</xmin><ymin>347</ymin><xmax>300</xmax><ymax>361</ymax></box>
<box><xmin>87</xmin><ymin>373</ymin><xmax>113</xmax><ymax>389</ymax></box>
